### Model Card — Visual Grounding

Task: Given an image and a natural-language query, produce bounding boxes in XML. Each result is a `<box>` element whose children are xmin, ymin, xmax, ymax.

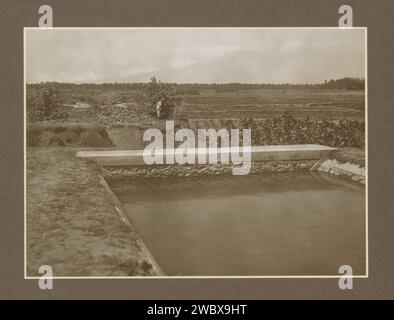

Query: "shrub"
<box><xmin>238</xmin><ymin>113</ymin><xmax>364</xmax><ymax>148</ymax></box>
<box><xmin>27</xmin><ymin>84</ymin><xmax>59</xmax><ymax>121</ymax></box>
<box><xmin>142</xmin><ymin>77</ymin><xmax>182</xmax><ymax>119</ymax></box>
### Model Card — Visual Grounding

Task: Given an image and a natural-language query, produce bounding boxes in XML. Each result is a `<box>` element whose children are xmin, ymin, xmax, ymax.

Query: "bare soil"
<box><xmin>26</xmin><ymin>147</ymin><xmax>157</xmax><ymax>276</ymax></box>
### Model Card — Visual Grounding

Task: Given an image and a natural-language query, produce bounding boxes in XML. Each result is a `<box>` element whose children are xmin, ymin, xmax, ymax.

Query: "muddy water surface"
<box><xmin>110</xmin><ymin>172</ymin><xmax>365</xmax><ymax>276</ymax></box>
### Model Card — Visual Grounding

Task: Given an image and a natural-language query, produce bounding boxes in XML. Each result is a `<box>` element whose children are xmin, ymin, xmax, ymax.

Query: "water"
<box><xmin>110</xmin><ymin>172</ymin><xmax>366</xmax><ymax>276</ymax></box>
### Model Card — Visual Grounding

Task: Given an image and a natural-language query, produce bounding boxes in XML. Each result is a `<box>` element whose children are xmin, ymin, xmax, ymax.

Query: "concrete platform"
<box><xmin>77</xmin><ymin>144</ymin><xmax>336</xmax><ymax>166</ymax></box>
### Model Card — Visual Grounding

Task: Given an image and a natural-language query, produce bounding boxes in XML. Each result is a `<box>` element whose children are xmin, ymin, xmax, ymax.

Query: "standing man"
<box><xmin>156</xmin><ymin>100</ymin><xmax>162</xmax><ymax>118</ymax></box>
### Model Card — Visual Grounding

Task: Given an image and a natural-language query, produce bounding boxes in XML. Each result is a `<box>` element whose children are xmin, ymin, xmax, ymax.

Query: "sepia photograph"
<box><xmin>24</xmin><ymin>27</ymin><xmax>367</xmax><ymax>278</ymax></box>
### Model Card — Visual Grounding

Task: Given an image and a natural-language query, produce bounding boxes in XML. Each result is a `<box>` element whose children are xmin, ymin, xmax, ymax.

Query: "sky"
<box><xmin>25</xmin><ymin>28</ymin><xmax>366</xmax><ymax>84</ymax></box>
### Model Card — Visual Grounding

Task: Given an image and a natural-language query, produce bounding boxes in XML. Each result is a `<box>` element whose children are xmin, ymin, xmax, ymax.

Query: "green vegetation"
<box><xmin>237</xmin><ymin>114</ymin><xmax>364</xmax><ymax>148</ymax></box>
<box><xmin>25</xmin><ymin>78</ymin><xmax>365</xmax><ymax>148</ymax></box>
<box><xmin>26</xmin><ymin>79</ymin><xmax>365</xmax><ymax>124</ymax></box>
<box><xmin>319</xmin><ymin>78</ymin><xmax>364</xmax><ymax>90</ymax></box>
<box><xmin>27</xmin><ymin>83</ymin><xmax>60</xmax><ymax>121</ymax></box>
<box><xmin>26</xmin><ymin>77</ymin><xmax>365</xmax><ymax>92</ymax></box>
<box><xmin>141</xmin><ymin>77</ymin><xmax>182</xmax><ymax>119</ymax></box>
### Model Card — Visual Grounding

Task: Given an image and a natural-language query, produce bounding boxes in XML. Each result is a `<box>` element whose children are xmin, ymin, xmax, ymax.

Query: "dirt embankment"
<box><xmin>26</xmin><ymin>120</ymin><xmax>185</xmax><ymax>149</ymax></box>
<box><xmin>26</xmin><ymin>122</ymin><xmax>161</xmax><ymax>149</ymax></box>
<box><xmin>27</xmin><ymin>117</ymin><xmax>366</xmax><ymax>150</ymax></box>
<box><xmin>26</xmin><ymin>147</ymin><xmax>160</xmax><ymax>276</ymax></box>
<box><xmin>27</xmin><ymin>123</ymin><xmax>114</xmax><ymax>148</ymax></box>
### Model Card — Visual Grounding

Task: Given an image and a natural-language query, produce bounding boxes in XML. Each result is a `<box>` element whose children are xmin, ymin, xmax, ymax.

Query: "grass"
<box><xmin>26</xmin><ymin>147</ymin><xmax>157</xmax><ymax>276</ymax></box>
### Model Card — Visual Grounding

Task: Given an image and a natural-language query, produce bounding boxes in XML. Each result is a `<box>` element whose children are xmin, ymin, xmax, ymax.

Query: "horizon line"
<box><xmin>26</xmin><ymin>77</ymin><xmax>365</xmax><ymax>86</ymax></box>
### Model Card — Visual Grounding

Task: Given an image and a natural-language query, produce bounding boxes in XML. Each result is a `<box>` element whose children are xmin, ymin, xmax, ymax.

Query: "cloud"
<box><xmin>25</xmin><ymin>28</ymin><xmax>365</xmax><ymax>83</ymax></box>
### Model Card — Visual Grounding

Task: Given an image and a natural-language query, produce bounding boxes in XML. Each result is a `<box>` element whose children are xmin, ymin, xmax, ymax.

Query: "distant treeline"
<box><xmin>318</xmin><ymin>78</ymin><xmax>365</xmax><ymax>90</ymax></box>
<box><xmin>27</xmin><ymin>77</ymin><xmax>365</xmax><ymax>91</ymax></box>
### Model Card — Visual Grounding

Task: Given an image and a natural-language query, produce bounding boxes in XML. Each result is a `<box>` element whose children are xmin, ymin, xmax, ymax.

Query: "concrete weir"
<box><xmin>75</xmin><ymin>144</ymin><xmax>338</xmax><ymax>276</ymax></box>
<box><xmin>76</xmin><ymin>144</ymin><xmax>336</xmax><ymax>166</ymax></box>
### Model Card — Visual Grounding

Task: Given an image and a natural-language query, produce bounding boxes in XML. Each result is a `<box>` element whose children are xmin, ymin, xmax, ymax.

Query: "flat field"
<box><xmin>177</xmin><ymin>89</ymin><xmax>365</xmax><ymax>120</ymax></box>
<box><xmin>26</xmin><ymin>85</ymin><xmax>365</xmax><ymax>124</ymax></box>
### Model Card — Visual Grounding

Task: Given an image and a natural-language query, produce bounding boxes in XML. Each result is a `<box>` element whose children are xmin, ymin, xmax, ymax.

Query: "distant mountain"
<box><xmin>124</xmin><ymin>49</ymin><xmax>365</xmax><ymax>84</ymax></box>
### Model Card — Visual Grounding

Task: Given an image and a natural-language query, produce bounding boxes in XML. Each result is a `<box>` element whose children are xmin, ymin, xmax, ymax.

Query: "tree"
<box><xmin>144</xmin><ymin>77</ymin><xmax>181</xmax><ymax>119</ymax></box>
<box><xmin>28</xmin><ymin>83</ymin><xmax>59</xmax><ymax>121</ymax></box>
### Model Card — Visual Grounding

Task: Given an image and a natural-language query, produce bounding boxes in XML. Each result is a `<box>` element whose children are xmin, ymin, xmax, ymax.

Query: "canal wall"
<box><xmin>77</xmin><ymin>144</ymin><xmax>334</xmax><ymax>179</ymax></box>
<box><xmin>100</xmin><ymin>160</ymin><xmax>318</xmax><ymax>179</ymax></box>
<box><xmin>98</xmin><ymin>175</ymin><xmax>165</xmax><ymax>276</ymax></box>
<box><xmin>77</xmin><ymin>144</ymin><xmax>365</xmax><ymax>184</ymax></box>
<box><xmin>311</xmin><ymin>159</ymin><xmax>366</xmax><ymax>184</ymax></box>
